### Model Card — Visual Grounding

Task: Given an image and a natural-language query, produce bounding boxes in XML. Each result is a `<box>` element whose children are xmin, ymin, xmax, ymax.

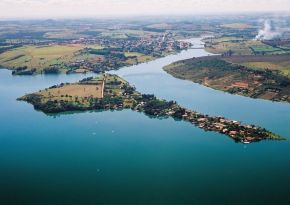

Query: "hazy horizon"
<box><xmin>0</xmin><ymin>0</ymin><xmax>290</xmax><ymax>19</ymax></box>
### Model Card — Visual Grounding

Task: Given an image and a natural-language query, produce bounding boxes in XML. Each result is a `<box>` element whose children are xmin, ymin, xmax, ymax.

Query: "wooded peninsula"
<box><xmin>18</xmin><ymin>74</ymin><xmax>285</xmax><ymax>144</ymax></box>
<box><xmin>164</xmin><ymin>55</ymin><xmax>290</xmax><ymax>103</ymax></box>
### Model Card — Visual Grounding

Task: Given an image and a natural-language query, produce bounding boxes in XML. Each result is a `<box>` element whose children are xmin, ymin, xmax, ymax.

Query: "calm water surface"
<box><xmin>0</xmin><ymin>38</ymin><xmax>290</xmax><ymax>205</ymax></box>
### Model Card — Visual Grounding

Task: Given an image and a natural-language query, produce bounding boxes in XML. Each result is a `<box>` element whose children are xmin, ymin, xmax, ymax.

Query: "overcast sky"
<box><xmin>0</xmin><ymin>0</ymin><xmax>289</xmax><ymax>19</ymax></box>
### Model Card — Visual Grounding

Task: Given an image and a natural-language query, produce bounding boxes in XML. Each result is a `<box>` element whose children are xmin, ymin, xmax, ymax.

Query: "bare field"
<box><xmin>258</xmin><ymin>91</ymin><xmax>278</xmax><ymax>100</ymax></box>
<box><xmin>40</xmin><ymin>83</ymin><xmax>104</xmax><ymax>98</ymax></box>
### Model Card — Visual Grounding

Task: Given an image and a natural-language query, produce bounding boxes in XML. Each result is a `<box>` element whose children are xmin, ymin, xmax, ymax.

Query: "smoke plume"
<box><xmin>255</xmin><ymin>20</ymin><xmax>282</xmax><ymax>41</ymax></box>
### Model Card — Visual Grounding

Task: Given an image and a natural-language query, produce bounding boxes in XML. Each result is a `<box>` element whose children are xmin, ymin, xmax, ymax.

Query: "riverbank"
<box><xmin>19</xmin><ymin>74</ymin><xmax>285</xmax><ymax>143</ymax></box>
<box><xmin>163</xmin><ymin>55</ymin><xmax>290</xmax><ymax>103</ymax></box>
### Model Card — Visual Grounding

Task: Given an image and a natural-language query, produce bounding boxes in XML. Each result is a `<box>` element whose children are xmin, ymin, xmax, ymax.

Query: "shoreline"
<box><xmin>18</xmin><ymin>74</ymin><xmax>286</xmax><ymax>144</ymax></box>
<box><xmin>163</xmin><ymin>55</ymin><xmax>290</xmax><ymax>103</ymax></box>
<box><xmin>1</xmin><ymin>48</ymin><xmax>187</xmax><ymax>76</ymax></box>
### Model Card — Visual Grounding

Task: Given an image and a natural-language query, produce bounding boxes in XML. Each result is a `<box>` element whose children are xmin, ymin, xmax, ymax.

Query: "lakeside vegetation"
<box><xmin>18</xmin><ymin>74</ymin><xmax>285</xmax><ymax>143</ymax></box>
<box><xmin>164</xmin><ymin>56</ymin><xmax>290</xmax><ymax>103</ymax></box>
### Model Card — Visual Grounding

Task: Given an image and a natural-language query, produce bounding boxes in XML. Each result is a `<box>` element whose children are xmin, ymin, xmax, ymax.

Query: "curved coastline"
<box><xmin>1</xmin><ymin>37</ymin><xmax>288</xmax><ymax>142</ymax></box>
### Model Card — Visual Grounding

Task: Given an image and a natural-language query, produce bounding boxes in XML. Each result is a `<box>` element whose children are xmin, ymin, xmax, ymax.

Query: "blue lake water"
<box><xmin>0</xmin><ymin>38</ymin><xmax>290</xmax><ymax>205</ymax></box>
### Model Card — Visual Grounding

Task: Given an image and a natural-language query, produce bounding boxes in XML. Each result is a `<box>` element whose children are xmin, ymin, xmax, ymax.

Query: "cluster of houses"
<box><xmin>176</xmin><ymin>109</ymin><xmax>270</xmax><ymax>143</ymax></box>
<box><xmin>6</xmin><ymin>29</ymin><xmax>192</xmax><ymax>75</ymax></box>
<box><xmin>106</xmin><ymin>84</ymin><xmax>272</xmax><ymax>144</ymax></box>
<box><xmin>64</xmin><ymin>33</ymin><xmax>192</xmax><ymax>73</ymax></box>
<box><xmin>69</xmin><ymin>32</ymin><xmax>191</xmax><ymax>55</ymax></box>
<box><xmin>134</xmin><ymin>104</ymin><xmax>271</xmax><ymax>143</ymax></box>
<box><xmin>99</xmin><ymin>77</ymin><xmax>273</xmax><ymax>144</ymax></box>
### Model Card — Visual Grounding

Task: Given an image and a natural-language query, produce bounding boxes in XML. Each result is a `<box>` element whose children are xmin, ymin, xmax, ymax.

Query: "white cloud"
<box><xmin>0</xmin><ymin>0</ymin><xmax>290</xmax><ymax>19</ymax></box>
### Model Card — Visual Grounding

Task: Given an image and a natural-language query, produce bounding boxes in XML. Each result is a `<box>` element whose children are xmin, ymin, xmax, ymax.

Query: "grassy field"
<box><xmin>100</xmin><ymin>29</ymin><xmax>150</xmax><ymax>39</ymax></box>
<box><xmin>224</xmin><ymin>54</ymin><xmax>290</xmax><ymax>77</ymax></box>
<box><xmin>240</xmin><ymin>62</ymin><xmax>290</xmax><ymax>76</ymax></box>
<box><xmin>204</xmin><ymin>37</ymin><xmax>244</xmax><ymax>43</ymax></box>
<box><xmin>0</xmin><ymin>45</ymin><xmax>84</xmax><ymax>71</ymax></box>
<box><xmin>124</xmin><ymin>52</ymin><xmax>144</xmax><ymax>57</ymax></box>
<box><xmin>146</xmin><ymin>23</ymin><xmax>172</xmax><ymax>30</ymax></box>
<box><xmin>34</xmin><ymin>76</ymin><xmax>105</xmax><ymax>107</ymax></box>
<box><xmin>205</xmin><ymin>38</ymin><xmax>256</xmax><ymax>55</ymax></box>
<box><xmin>0</xmin><ymin>43</ymin><xmax>157</xmax><ymax>74</ymax></box>
<box><xmin>125</xmin><ymin>52</ymin><xmax>154</xmax><ymax>64</ymax></box>
<box><xmin>205</xmin><ymin>37</ymin><xmax>288</xmax><ymax>55</ymax></box>
<box><xmin>19</xmin><ymin>75</ymin><xmax>138</xmax><ymax>110</ymax></box>
<box><xmin>221</xmin><ymin>23</ymin><xmax>253</xmax><ymax>29</ymax></box>
<box><xmin>0</xmin><ymin>44</ymin><xmax>105</xmax><ymax>72</ymax></box>
<box><xmin>44</xmin><ymin>30</ymin><xmax>86</xmax><ymax>39</ymax></box>
<box><xmin>249</xmin><ymin>44</ymin><xmax>284</xmax><ymax>54</ymax></box>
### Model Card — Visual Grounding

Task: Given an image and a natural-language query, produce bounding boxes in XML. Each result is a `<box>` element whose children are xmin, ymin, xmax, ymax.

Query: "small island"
<box><xmin>18</xmin><ymin>74</ymin><xmax>285</xmax><ymax>143</ymax></box>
